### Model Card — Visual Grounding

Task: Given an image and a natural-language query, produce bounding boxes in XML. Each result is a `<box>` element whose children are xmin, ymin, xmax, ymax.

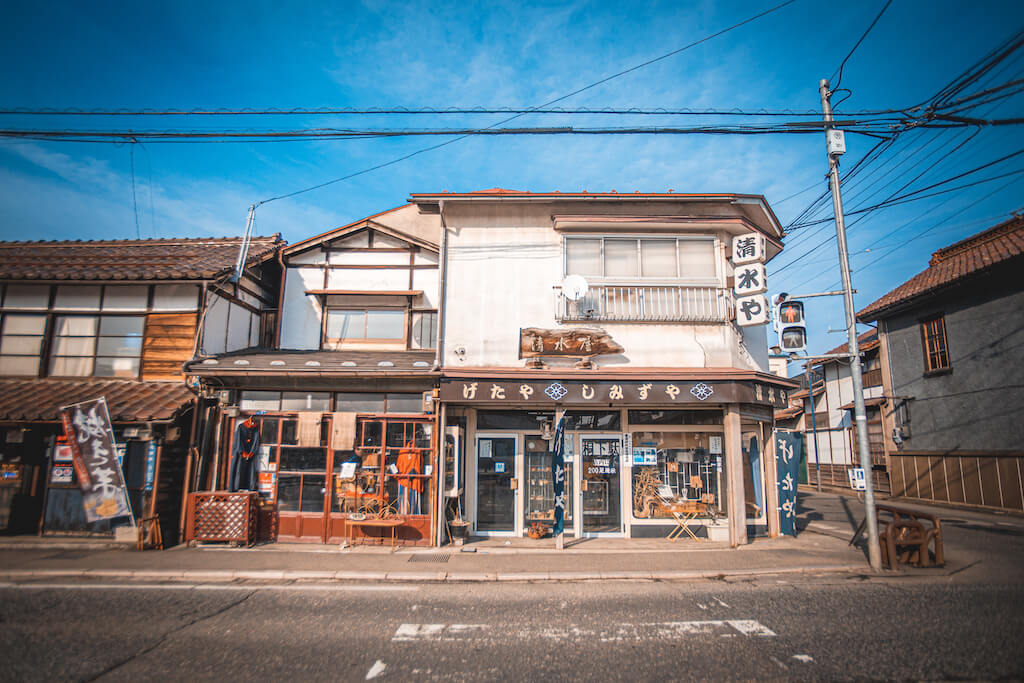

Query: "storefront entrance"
<box><xmin>579</xmin><ymin>435</ymin><xmax>623</xmax><ymax>535</ymax></box>
<box><xmin>474</xmin><ymin>434</ymin><xmax>517</xmax><ymax>534</ymax></box>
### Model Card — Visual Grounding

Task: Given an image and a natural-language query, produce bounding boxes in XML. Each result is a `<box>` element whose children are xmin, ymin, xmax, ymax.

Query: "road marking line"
<box><xmin>713</xmin><ymin>597</ymin><xmax>730</xmax><ymax>608</ymax></box>
<box><xmin>391</xmin><ymin>620</ymin><xmax>776</xmax><ymax>641</ymax></box>
<box><xmin>769</xmin><ymin>655</ymin><xmax>788</xmax><ymax>670</ymax></box>
<box><xmin>727</xmin><ymin>620</ymin><xmax>777</xmax><ymax>636</ymax></box>
<box><xmin>365</xmin><ymin>660</ymin><xmax>386</xmax><ymax>680</ymax></box>
<box><xmin>792</xmin><ymin>654</ymin><xmax>815</xmax><ymax>663</ymax></box>
<box><xmin>0</xmin><ymin>582</ymin><xmax>416</xmax><ymax>593</ymax></box>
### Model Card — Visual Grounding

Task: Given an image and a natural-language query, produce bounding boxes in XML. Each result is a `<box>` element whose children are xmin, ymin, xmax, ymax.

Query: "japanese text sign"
<box><xmin>733</xmin><ymin>263</ymin><xmax>767</xmax><ymax>296</ymax></box>
<box><xmin>732</xmin><ymin>232</ymin><xmax>765</xmax><ymax>265</ymax></box>
<box><xmin>60</xmin><ymin>398</ymin><xmax>132</xmax><ymax>523</ymax></box>
<box><xmin>736</xmin><ymin>294</ymin><xmax>769</xmax><ymax>326</ymax></box>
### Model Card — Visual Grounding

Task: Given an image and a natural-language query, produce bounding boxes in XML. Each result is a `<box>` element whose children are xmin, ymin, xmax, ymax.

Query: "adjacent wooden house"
<box><xmin>0</xmin><ymin>236</ymin><xmax>281</xmax><ymax>542</ymax></box>
<box><xmin>184</xmin><ymin>206</ymin><xmax>443</xmax><ymax>545</ymax></box>
<box><xmin>858</xmin><ymin>214</ymin><xmax>1024</xmax><ymax>512</ymax></box>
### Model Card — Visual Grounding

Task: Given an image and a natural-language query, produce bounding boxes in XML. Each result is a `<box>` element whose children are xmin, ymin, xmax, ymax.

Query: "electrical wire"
<box><xmin>830</xmin><ymin>0</ymin><xmax>894</xmax><ymax>90</ymax></box>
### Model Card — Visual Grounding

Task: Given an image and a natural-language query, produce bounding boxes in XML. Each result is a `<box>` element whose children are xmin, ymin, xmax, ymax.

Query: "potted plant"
<box><xmin>449</xmin><ymin>518</ymin><xmax>470</xmax><ymax>545</ymax></box>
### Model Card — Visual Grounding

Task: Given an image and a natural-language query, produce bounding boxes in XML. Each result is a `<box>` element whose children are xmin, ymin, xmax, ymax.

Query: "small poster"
<box><xmin>339</xmin><ymin>462</ymin><xmax>357</xmax><ymax>479</ymax></box>
<box><xmin>848</xmin><ymin>467</ymin><xmax>867</xmax><ymax>491</ymax></box>
<box><xmin>494</xmin><ymin>462</ymin><xmax>505</xmax><ymax>473</ymax></box>
<box><xmin>632</xmin><ymin>447</ymin><xmax>658</xmax><ymax>466</ymax></box>
<box><xmin>54</xmin><ymin>444</ymin><xmax>73</xmax><ymax>463</ymax></box>
<box><xmin>709</xmin><ymin>436</ymin><xmax>723</xmax><ymax>455</ymax></box>
<box><xmin>258</xmin><ymin>445</ymin><xmax>271</xmax><ymax>472</ymax></box>
<box><xmin>51</xmin><ymin>465</ymin><xmax>73</xmax><ymax>484</ymax></box>
<box><xmin>480</xmin><ymin>440</ymin><xmax>492</xmax><ymax>458</ymax></box>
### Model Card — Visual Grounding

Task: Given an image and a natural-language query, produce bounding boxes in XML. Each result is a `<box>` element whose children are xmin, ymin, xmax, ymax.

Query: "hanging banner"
<box><xmin>775</xmin><ymin>431</ymin><xmax>803</xmax><ymax>537</ymax></box>
<box><xmin>551</xmin><ymin>416</ymin><xmax>566</xmax><ymax>536</ymax></box>
<box><xmin>60</xmin><ymin>398</ymin><xmax>133</xmax><ymax>523</ymax></box>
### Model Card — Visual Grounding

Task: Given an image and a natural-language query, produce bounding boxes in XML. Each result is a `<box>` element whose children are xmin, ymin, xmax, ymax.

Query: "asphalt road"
<box><xmin>2</xmin><ymin>576</ymin><xmax>1023</xmax><ymax>681</ymax></box>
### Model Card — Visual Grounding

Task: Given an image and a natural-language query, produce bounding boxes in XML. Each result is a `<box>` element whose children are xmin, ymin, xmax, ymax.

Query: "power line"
<box><xmin>257</xmin><ymin>0</ymin><xmax>800</xmax><ymax>206</ymax></box>
<box><xmin>830</xmin><ymin>0</ymin><xmax>894</xmax><ymax>90</ymax></box>
<box><xmin>0</xmin><ymin>106</ymin><xmax>907</xmax><ymax>118</ymax></box>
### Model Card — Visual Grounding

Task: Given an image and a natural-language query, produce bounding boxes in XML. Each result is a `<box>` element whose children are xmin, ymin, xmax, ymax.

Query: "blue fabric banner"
<box><xmin>551</xmin><ymin>416</ymin><xmax>566</xmax><ymax>535</ymax></box>
<box><xmin>775</xmin><ymin>431</ymin><xmax>803</xmax><ymax>536</ymax></box>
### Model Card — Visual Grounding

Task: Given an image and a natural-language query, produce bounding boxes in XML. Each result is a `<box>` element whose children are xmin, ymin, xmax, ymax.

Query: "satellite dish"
<box><xmin>561</xmin><ymin>274</ymin><xmax>589</xmax><ymax>301</ymax></box>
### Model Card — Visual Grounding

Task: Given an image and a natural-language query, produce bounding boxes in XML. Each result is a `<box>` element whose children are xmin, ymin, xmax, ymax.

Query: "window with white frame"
<box><xmin>324</xmin><ymin>309</ymin><xmax>405</xmax><ymax>347</ymax></box>
<box><xmin>49</xmin><ymin>315</ymin><xmax>145</xmax><ymax>377</ymax></box>
<box><xmin>564</xmin><ymin>236</ymin><xmax>718</xmax><ymax>282</ymax></box>
<box><xmin>0</xmin><ymin>283</ymin><xmax>200</xmax><ymax>378</ymax></box>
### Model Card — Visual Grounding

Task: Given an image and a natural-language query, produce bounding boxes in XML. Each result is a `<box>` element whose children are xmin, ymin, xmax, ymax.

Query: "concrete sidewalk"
<box><xmin>0</xmin><ymin>523</ymin><xmax>868</xmax><ymax>583</ymax></box>
<box><xmin>3</xmin><ymin>490</ymin><xmax>1009</xmax><ymax>584</ymax></box>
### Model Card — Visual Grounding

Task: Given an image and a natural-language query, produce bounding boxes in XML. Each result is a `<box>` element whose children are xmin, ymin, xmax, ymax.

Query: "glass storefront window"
<box><xmin>630</xmin><ymin>431</ymin><xmax>724</xmax><ymax>520</ymax></box>
<box><xmin>281</xmin><ymin>392</ymin><xmax>331</xmax><ymax>411</ymax></box>
<box><xmin>628</xmin><ymin>410</ymin><xmax>722</xmax><ymax>426</ymax></box>
<box><xmin>564</xmin><ymin>411</ymin><xmax>620</xmax><ymax>431</ymax></box>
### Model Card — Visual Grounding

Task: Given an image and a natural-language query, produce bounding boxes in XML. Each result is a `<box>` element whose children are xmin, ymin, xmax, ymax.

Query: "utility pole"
<box><xmin>819</xmin><ymin>78</ymin><xmax>881</xmax><ymax>572</ymax></box>
<box><xmin>805</xmin><ymin>363</ymin><xmax>822</xmax><ymax>493</ymax></box>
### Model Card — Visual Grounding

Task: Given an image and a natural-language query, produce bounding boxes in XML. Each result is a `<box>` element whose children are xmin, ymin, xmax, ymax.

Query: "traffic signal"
<box><xmin>776</xmin><ymin>299</ymin><xmax>807</xmax><ymax>353</ymax></box>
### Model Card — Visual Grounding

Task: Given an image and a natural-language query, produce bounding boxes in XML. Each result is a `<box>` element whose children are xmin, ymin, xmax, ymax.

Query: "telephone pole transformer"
<box><xmin>819</xmin><ymin>78</ymin><xmax>882</xmax><ymax>572</ymax></box>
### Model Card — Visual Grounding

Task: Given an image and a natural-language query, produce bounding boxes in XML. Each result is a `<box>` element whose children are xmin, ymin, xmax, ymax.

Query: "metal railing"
<box><xmin>555</xmin><ymin>285</ymin><xmax>733</xmax><ymax>323</ymax></box>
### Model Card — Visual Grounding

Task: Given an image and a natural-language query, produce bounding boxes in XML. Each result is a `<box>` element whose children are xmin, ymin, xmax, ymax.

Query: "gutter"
<box><xmin>432</xmin><ymin>199</ymin><xmax>449</xmax><ymax>372</ymax></box>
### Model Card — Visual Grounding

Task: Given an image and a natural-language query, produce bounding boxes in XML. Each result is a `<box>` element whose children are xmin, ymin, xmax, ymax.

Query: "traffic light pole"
<box><xmin>819</xmin><ymin>78</ymin><xmax>882</xmax><ymax>572</ymax></box>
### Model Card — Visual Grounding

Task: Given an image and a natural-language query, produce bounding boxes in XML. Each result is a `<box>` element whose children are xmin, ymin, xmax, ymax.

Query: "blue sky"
<box><xmin>2</xmin><ymin>0</ymin><xmax>1022</xmax><ymax>361</ymax></box>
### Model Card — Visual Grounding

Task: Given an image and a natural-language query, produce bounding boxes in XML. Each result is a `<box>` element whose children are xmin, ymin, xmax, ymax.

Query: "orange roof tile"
<box><xmin>858</xmin><ymin>214</ymin><xmax>1024</xmax><ymax>320</ymax></box>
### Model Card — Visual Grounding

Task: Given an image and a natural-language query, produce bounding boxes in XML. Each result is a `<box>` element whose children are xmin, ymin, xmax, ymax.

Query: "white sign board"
<box><xmin>736</xmin><ymin>294</ymin><xmax>769</xmax><ymax>326</ymax></box>
<box><xmin>709</xmin><ymin>436</ymin><xmax>723</xmax><ymax>455</ymax></box>
<box><xmin>732</xmin><ymin>233</ymin><xmax>765</xmax><ymax>265</ymax></box>
<box><xmin>733</xmin><ymin>262</ymin><xmax>767</xmax><ymax>296</ymax></box>
<box><xmin>848</xmin><ymin>467</ymin><xmax>867</xmax><ymax>491</ymax></box>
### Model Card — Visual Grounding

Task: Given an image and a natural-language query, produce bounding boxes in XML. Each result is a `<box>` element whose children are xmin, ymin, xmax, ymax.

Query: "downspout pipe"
<box><xmin>432</xmin><ymin>200</ymin><xmax>449</xmax><ymax>373</ymax></box>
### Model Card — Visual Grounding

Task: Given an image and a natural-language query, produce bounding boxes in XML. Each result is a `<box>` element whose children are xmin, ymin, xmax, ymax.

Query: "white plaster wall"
<box><xmin>202</xmin><ymin>294</ymin><xmax>229</xmax><ymax>354</ymax></box>
<box><xmin>441</xmin><ymin>203</ymin><xmax>756</xmax><ymax>369</ymax></box>
<box><xmin>326</xmin><ymin>268</ymin><xmax>410</xmax><ymax>291</ymax></box>
<box><xmin>227</xmin><ymin>303</ymin><xmax>251</xmax><ymax>351</ymax></box>
<box><xmin>412</xmin><ymin>269</ymin><xmax>438</xmax><ymax>308</ymax></box>
<box><xmin>280</xmin><ymin>267</ymin><xmax>322</xmax><ymax>350</ymax></box>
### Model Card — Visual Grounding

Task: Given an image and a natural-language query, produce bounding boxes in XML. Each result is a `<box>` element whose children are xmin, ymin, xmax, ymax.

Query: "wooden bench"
<box><xmin>852</xmin><ymin>504</ymin><xmax>944</xmax><ymax>569</ymax></box>
<box><xmin>346</xmin><ymin>517</ymin><xmax>403</xmax><ymax>547</ymax></box>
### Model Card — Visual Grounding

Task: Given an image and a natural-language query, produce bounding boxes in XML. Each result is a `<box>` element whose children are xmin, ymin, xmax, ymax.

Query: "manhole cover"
<box><xmin>408</xmin><ymin>553</ymin><xmax>451</xmax><ymax>563</ymax></box>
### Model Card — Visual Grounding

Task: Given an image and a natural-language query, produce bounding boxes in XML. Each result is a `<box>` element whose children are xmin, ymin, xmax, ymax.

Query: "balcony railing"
<box><xmin>862</xmin><ymin>367</ymin><xmax>883</xmax><ymax>388</ymax></box>
<box><xmin>555</xmin><ymin>285</ymin><xmax>733</xmax><ymax>323</ymax></box>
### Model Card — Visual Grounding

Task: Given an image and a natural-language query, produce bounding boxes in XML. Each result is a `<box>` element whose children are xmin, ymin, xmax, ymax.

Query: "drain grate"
<box><xmin>408</xmin><ymin>553</ymin><xmax>451</xmax><ymax>563</ymax></box>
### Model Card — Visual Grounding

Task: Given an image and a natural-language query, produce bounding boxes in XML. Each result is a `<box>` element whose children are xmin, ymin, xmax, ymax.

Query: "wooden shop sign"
<box><xmin>440</xmin><ymin>379</ymin><xmax>789</xmax><ymax>408</ymax></box>
<box><xmin>519</xmin><ymin>327</ymin><xmax>624</xmax><ymax>359</ymax></box>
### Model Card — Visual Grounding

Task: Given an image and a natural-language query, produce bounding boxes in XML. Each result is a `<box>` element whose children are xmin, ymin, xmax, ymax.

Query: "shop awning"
<box><xmin>185</xmin><ymin>349</ymin><xmax>438</xmax><ymax>377</ymax></box>
<box><xmin>0</xmin><ymin>378</ymin><xmax>194</xmax><ymax>422</ymax></box>
<box><xmin>838</xmin><ymin>396</ymin><xmax>887</xmax><ymax>411</ymax></box>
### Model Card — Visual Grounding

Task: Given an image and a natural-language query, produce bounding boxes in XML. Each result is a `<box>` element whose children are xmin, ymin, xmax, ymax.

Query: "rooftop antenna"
<box><xmin>231</xmin><ymin>203</ymin><xmax>259</xmax><ymax>283</ymax></box>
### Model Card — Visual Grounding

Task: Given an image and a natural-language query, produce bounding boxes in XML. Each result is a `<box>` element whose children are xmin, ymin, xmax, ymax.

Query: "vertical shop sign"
<box><xmin>60</xmin><ymin>398</ymin><xmax>133</xmax><ymax>523</ymax></box>
<box><xmin>775</xmin><ymin>431</ymin><xmax>803</xmax><ymax>536</ymax></box>
<box><xmin>143</xmin><ymin>441</ymin><xmax>158</xmax><ymax>492</ymax></box>
<box><xmin>551</xmin><ymin>416</ymin><xmax>566</xmax><ymax>536</ymax></box>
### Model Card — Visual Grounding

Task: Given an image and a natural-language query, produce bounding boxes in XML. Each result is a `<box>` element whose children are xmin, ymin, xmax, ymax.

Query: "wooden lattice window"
<box><xmin>921</xmin><ymin>315</ymin><xmax>950</xmax><ymax>372</ymax></box>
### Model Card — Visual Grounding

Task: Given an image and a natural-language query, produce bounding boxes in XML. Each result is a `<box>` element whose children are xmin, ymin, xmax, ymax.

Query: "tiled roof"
<box><xmin>858</xmin><ymin>214</ymin><xmax>1024</xmax><ymax>320</ymax></box>
<box><xmin>0</xmin><ymin>236</ymin><xmax>282</xmax><ymax>281</ymax></box>
<box><xmin>822</xmin><ymin>329</ymin><xmax>879</xmax><ymax>358</ymax></box>
<box><xmin>185</xmin><ymin>349</ymin><xmax>438</xmax><ymax>375</ymax></box>
<box><xmin>0</xmin><ymin>379</ymin><xmax>193</xmax><ymax>422</ymax></box>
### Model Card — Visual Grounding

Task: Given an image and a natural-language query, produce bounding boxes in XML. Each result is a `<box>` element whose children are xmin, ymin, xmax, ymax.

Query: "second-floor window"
<box><xmin>325</xmin><ymin>309</ymin><xmax>405</xmax><ymax>346</ymax></box>
<box><xmin>50</xmin><ymin>315</ymin><xmax>144</xmax><ymax>377</ymax></box>
<box><xmin>921</xmin><ymin>315</ymin><xmax>951</xmax><ymax>373</ymax></box>
<box><xmin>564</xmin><ymin>236</ymin><xmax>718</xmax><ymax>282</ymax></box>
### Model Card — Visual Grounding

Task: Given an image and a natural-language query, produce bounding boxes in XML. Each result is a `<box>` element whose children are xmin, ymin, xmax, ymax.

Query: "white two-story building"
<box><xmin>417</xmin><ymin>190</ymin><xmax>796</xmax><ymax>546</ymax></box>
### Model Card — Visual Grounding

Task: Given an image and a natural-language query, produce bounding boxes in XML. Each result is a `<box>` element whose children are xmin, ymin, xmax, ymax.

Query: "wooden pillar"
<box><xmin>763</xmin><ymin>423</ymin><xmax>781</xmax><ymax>538</ymax></box>
<box><xmin>724</xmin><ymin>406</ymin><xmax>747</xmax><ymax>547</ymax></box>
